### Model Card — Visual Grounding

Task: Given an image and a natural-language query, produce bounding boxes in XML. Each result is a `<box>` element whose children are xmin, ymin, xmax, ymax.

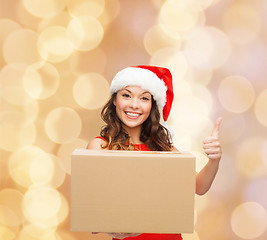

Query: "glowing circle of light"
<box><xmin>23</xmin><ymin>62</ymin><xmax>60</xmax><ymax>100</ymax></box>
<box><xmin>29</xmin><ymin>153</ymin><xmax>54</xmax><ymax>186</ymax></box>
<box><xmin>186</xmin><ymin>66</ymin><xmax>213</xmax><ymax>86</ymax></box>
<box><xmin>0</xmin><ymin>19</ymin><xmax>21</xmax><ymax>46</ymax></box>
<box><xmin>254</xmin><ymin>89</ymin><xmax>267</xmax><ymax>128</ymax></box>
<box><xmin>235</xmin><ymin>137</ymin><xmax>267</xmax><ymax>179</ymax></box>
<box><xmin>185</xmin><ymin>0</ymin><xmax>214</xmax><ymax>11</ymax></box>
<box><xmin>67</xmin><ymin>0</ymin><xmax>105</xmax><ymax>18</ymax></box>
<box><xmin>184</xmin><ymin>27</ymin><xmax>231</xmax><ymax>70</ymax></box>
<box><xmin>3</xmin><ymin>29</ymin><xmax>42</xmax><ymax>65</ymax></box>
<box><xmin>159</xmin><ymin>0</ymin><xmax>199</xmax><ymax>33</ymax></box>
<box><xmin>219</xmin><ymin>114</ymin><xmax>245</xmax><ymax>144</ymax></box>
<box><xmin>98</xmin><ymin>0</ymin><xmax>120</xmax><ymax>27</ymax></box>
<box><xmin>218</xmin><ymin>75</ymin><xmax>255</xmax><ymax>113</ymax></box>
<box><xmin>144</xmin><ymin>25</ymin><xmax>181</xmax><ymax>56</ymax></box>
<box><xmin>0</xmin><ymin>206</ymin><xmax>19</xmax><ymax>227</ymax></box>
<box><xmin>191</xmin><ymin>84</ymin><xmax>213</xmax><ymax>113</ymax></box>
<box><xmin>23</xmin><ymin>187</ymin><xmax>61</xmax><ymax>221</ymax></box>
<box><xmin>150</xmin><ymin>47</ymin><xmax>188</xmax><ymax>79</ymax></box>
<box><xmin>22</xmin><ymin>0</ymin><xmax>66</xmax><ymax>18</ymax></box>
<box><xmin>23</xmin><ymin>212</ymin><xmax>60</xmax><ymax>228</ymax></box>
<box><xmin>0</xmin><ymin>189</ymin><xmax>24</xmax><ymax>227</ymax></box>
<box><xmin>0</xmin><ymin>110</ymin><xmax>29</xmax><ymax>128</ymax></box>
<box><xmin>38</xmin><ymin>26</ymin><xmax>75</xmax><ymax>63</ymax></box>
<box><xmin>67</xmin><ymin>16</ymin><xmax>104</xmax><ymax>51</ymax></box>
<box><xmin>45</xmin><ymin>107</ymin><xmax>82</xmax><ymax>144</ymax></box>
<box><xmin>70</xmin><ymin>48</ymin><xmax>107</xmax><ymax>75</ymax></box>
<box><xmin>1</xmin><ymin>84</ymin><xmax>34</xmax><ymax>106</ymax></box>
<box><xmin>22</xmin><ymin>65</ymin><xmax>42</xmax><ymax>99</ymax></box>
<box><xmin>172</xmin><ymin>96</ymin><xmax>211</xmax><ymax>135</ymax></box>
<box><xmin>172</xmin><ymin>132</ymin><xmax>192</xmax><ymax>152</ymax></box>
<box><xmin>8</xmin><ymin>146</ymin><xmax>45</xmax><ymax>188</ymax></box>
<box><xmin>244</xmin><ymin>178</ymin><xmax>267</xmax><ymax>209</ymax></box>
<box><xmin>173</xmin><ymin>80</ymin><xmax>192</xmax><ymax>101</ymax></box>
<box><xmin>0</xmin><ymin>225</ymin><xmax>16</xmax><ymax>240</ymax></box>
<box><xmin>19</xmin><ymin>224</ymin><xmax>58</xmax><ymax>240</ymax></box>
<box><xmin>57</xmin><ymin>138</ymin><xmax>87</xmax><ymax>174</ymax></box>
<box><xmin>15</xmin><ymin>0</ymin><xmax>41</xmax><ymax>29</ymax></box>
<box><xmin>73</xmin><ymin>73</ymin><xmax>110</xmax><ymax>110</ymax></box>
<box><xmin>263</xmin><ymin>140</ymin><xmax>267</xmax><ymax>168</ymax></box>
<box><xmin>195</xmin><ymin>196</ymin><xmax>228</xmax><ymax>234</ymax></box>
<box><xmin>0</xmin><ymin>64</ymin><xmax>35</xmax><ymax>106</ymax></box>
<box><xmin>0</xmin><ymin>100</ymin><xmax>39</xmax><ymax>128</ymax></box>
<box><xmin>46</xmin><ymin>154</ymin><xmax>66</xmax><ymax>189</ymax></box>
<box><xmin>211</xmin><ymin>155</ymin><xmax>240</xmax><ymax>198</ymax></box>
<box><xmin>231</xmin><ymin>202</ymin><xmax>267</xmax><ymax>239</ymax></box>
<box><xmin>222</xmin><ymin>3</ymin><xmax>261</xmax><ymax>45</ymax></box>
<box><xmin>56</xmin><ymin>193</ymin><xmax>69</xmax><ymax>225</ymax></box>
<box><xmin>38</xmin><ymin>12</ymin><xmax>72</xmax><ymax>32</ymax></box>
<box><xmin>0</xmin><ymin>123</ymin><xmax>36</xmax><ymax>152</ymax></box>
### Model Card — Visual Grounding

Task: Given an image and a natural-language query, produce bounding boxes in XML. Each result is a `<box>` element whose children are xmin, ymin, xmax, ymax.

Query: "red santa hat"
<box><xmin>110</xmin><ymin>65</ymin><xmax>174</xmax><ymax>122</ymax></box>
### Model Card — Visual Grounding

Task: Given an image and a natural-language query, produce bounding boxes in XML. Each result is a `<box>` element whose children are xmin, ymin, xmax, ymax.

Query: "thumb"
<box><xmin>211</xmin><ymin>117</ymin><xmax>222</xmax><ymax>138</ymax></box>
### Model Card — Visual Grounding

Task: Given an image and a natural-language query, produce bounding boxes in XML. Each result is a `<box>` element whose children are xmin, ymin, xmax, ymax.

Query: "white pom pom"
<box><xmin>161</xmin><ymin>122</ymin><xmax>175</xmax><ymax>139</ymax></box>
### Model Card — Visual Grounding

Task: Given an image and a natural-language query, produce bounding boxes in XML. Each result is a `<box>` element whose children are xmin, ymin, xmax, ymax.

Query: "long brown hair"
<box><xmin>99</xmin><ymin>93</ymin><xmax>173</xmax><ymax>151</ymax></box>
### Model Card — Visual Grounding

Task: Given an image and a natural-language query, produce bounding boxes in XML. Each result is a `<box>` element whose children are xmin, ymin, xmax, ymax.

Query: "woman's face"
<box><xmin>113</xmin><ymin>85</ymin><xmax>152</xmax><ymax>130</ymax></box>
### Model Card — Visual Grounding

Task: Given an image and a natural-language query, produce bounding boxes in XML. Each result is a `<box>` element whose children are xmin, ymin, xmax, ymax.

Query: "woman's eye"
<box><xmin>142</xmin><ymin>97</ymin><xmax>150</xmax><ymax>101</ymax></box>
<box><xmin>122</xmin><ymin>93</ymin><xmax>130</xmax><ymax>98</ymax></box>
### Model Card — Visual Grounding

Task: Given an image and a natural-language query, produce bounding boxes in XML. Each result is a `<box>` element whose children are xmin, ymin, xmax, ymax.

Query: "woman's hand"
<box><xmin>203</xmin><ymin>117</ymin><xmax>222</xmax><ymax>162</ymax></box>
<box><xmin>107</xmin><ymin>233</ymin><xmax>142</xmax><ymax>239</ymax></box>
<box><xmin>196</xmin><ymin>117</ymin><xmax>222</xmax><ymax>195</ymax></box>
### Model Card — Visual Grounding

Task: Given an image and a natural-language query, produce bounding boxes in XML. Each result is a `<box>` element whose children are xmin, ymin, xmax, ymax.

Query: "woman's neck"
<box><xmin>123</xmin><ymin>125</ymin><xmax>143</xmax><ymax>145</ymax></box>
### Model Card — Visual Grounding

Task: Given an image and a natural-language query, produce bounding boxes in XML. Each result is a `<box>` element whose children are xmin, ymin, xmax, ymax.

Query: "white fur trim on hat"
<box><xmin>161</xmin><ymin>121</ymin><xmax>175</xmax><ymax>139</ymax></box>
<box><xmin>110</xmin><ymin>67</ymin><xmax>167</xmax><ymax>110</ymax></box>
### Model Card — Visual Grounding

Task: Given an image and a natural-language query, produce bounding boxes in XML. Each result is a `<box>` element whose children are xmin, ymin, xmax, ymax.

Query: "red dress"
<box><xmin>96</xmin><ymin>137</ymin><xmax>183</xmax><ymax>240</ymax></box>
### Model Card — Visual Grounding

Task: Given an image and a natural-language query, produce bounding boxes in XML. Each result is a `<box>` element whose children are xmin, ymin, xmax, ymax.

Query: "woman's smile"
<box><xmin>125</xmin><ymin>111</ymin><xmax>142</xmax><ymax>119</ymax></box>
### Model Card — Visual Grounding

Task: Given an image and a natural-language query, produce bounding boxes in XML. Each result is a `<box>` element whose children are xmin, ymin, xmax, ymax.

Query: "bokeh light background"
<box><xmin>1</xmin><ymin>0</ymin><xmax>267</xmax><ymax>239</ymax></box>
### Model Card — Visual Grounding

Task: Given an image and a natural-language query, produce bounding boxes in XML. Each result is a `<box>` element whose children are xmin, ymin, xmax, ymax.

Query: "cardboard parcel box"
<box><xmin>71</xmin><ymin>149</ymin><xmax>196</xmax><ymax>234</ymax></box>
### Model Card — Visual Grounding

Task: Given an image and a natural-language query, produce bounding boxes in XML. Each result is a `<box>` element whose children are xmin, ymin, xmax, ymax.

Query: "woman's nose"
<box><xmin>130</xmin><ymin>98</ymin><xmax>139</xmax><ymax>109</ymax></box>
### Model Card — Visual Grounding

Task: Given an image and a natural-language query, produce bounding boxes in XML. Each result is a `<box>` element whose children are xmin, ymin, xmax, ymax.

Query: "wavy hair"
<box><xmin>99</xmin><ymin>93</ymin><xmax>173</xmax><ymax>151</ymax></box>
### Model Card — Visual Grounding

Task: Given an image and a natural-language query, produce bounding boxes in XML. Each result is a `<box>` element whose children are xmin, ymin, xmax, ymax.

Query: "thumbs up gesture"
<box><xmin>203</xmin><ymin>117</ymin><xmax>222</xmax><ymax>161</ymax></box>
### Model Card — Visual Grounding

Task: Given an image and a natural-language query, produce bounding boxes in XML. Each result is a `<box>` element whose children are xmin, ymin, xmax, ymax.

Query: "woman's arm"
<box><xmin>195</xmin><ymin>117</ymin><xmax>222</xmax><ymax>195</ymax></box>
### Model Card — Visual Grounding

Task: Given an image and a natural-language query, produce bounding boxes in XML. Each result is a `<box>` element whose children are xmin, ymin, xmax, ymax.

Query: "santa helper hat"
<box><xmin>110</xmin><ymin>65</ymin><xmax>174</xmax><ymax>134</ymax></box>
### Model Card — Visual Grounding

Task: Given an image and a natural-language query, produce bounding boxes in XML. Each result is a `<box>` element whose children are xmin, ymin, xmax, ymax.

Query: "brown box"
<box><xmin>70</xmin><ymin>149</ymin><xmax>196</xmax><ymax>234</ymax></box>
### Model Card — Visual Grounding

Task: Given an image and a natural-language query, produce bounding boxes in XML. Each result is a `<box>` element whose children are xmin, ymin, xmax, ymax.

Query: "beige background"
<box><xmin>1</xmin><ymin>0</ymin><xmax>267</xmax><ymax>240</ymax></box>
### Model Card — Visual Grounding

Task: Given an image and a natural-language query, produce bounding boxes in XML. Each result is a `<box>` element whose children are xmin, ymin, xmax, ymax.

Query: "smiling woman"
<box><xmin>86</xmin><ymin>65</ymin><xmax>222</xmax><ymax>240</ymax></box>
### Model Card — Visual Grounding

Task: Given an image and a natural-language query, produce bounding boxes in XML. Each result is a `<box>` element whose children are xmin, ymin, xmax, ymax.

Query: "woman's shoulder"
<box><xmin>86</xmin><ymin>137</ymin><xmax>107</xmax><ymax>150</ymax></box>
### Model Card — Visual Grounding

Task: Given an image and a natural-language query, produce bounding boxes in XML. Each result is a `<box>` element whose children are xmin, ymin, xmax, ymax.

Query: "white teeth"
<box><xmin>126</xmin><ymin>112</ymin><xmax>140</xmax><ymax>117</ymax></box>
